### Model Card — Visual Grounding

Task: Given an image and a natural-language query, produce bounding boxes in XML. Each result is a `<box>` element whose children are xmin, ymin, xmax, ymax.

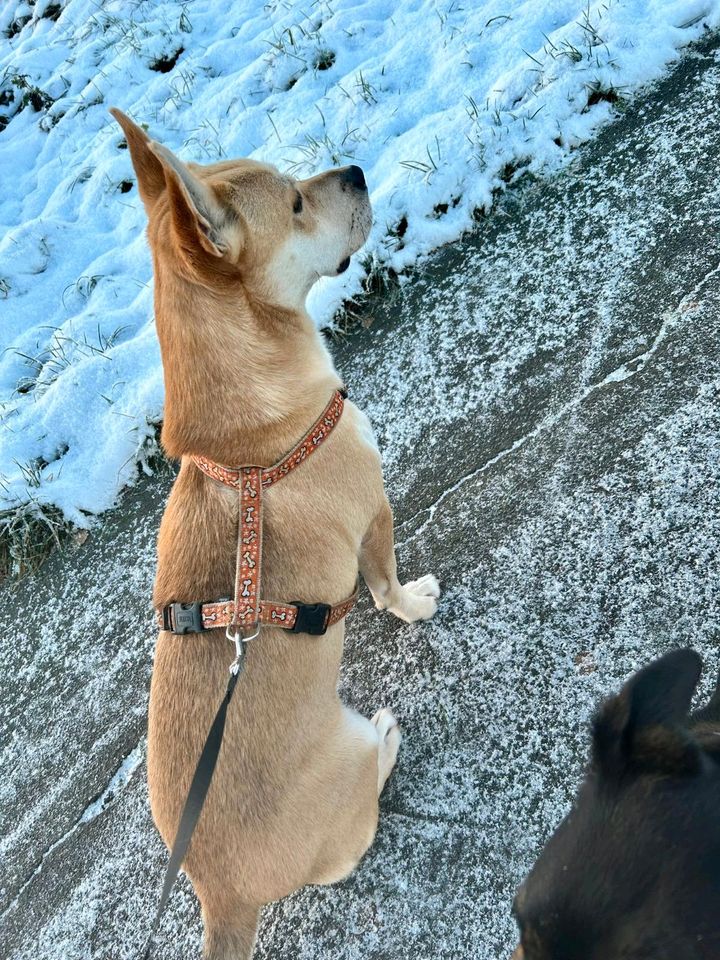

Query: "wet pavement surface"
<box><xmin>2</xmin><ymin>32</ymin><xmax>720</xmax><ymax>960</ymax></box>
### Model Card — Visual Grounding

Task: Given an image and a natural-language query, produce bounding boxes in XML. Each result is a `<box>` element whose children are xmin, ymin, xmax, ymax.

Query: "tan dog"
<box><xmin>110</xmin><ymin>109</ymin><xmax>441</xmax><ymax>959</ymax></box>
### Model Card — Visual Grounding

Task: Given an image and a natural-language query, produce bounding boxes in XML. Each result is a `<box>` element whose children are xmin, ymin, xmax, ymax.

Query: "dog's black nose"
<box><xmin>341</xmin><ymin>165</ymin><xmax>367</xmax><ymax>191</ymax></box>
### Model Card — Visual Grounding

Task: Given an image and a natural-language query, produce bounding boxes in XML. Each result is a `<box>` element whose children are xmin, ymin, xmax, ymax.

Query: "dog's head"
<box><xmin>109</xmin><ymin>109</ymin><xmax>372</xmax><ymax>308</ymax></box>
<box><xmin>512</xmin><ymin>649</ymin><xmax>720</xmax><ymax>960</ymax></box>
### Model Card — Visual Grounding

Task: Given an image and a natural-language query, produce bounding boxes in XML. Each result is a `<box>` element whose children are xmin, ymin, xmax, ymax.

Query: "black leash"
<box><xmin>142</xmin><ymin>645</ymin><xmax>245</xmax><ymax>958</ymax></box>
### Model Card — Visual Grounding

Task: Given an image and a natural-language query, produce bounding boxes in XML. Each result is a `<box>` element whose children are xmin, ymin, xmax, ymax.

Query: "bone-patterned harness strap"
<box><xmin>157</xmin><ymin>388</ymin><xmax>357</xmax><ymax>637</ymax></box>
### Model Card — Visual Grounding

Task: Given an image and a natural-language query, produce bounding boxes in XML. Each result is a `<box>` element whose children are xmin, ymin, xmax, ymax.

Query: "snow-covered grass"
<box><xmin>1</xmin><ymin>0</ymin><xmax>718</xmax><ymax>575</ymax></box>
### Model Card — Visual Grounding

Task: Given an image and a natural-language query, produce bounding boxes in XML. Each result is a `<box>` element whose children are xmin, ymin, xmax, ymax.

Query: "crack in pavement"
<box><xmin>382</xmin><ymin>807</ymin><xmax>477</xmax><ymax>830</ymax></box>
<box><xmin>393</xmin><ymin>258</ymin><xmax>720</xmax><ymax>555</ymax></box>
<box><xmin>0</xmin><ymin>738</ymin><xmax>146</xmax><ymax>923</ymax></box>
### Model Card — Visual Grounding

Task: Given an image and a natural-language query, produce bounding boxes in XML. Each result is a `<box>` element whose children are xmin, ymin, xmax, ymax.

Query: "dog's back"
<box><xmin>512</xmin><ymin>649</ymin><xmax>720</xmax><ymax>960</ymax></box>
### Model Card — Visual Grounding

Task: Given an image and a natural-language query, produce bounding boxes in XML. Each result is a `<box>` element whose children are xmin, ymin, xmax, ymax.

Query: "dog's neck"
<box><xmin>154</xmin><ymin>265</ymin><xmax>341</xmax><ymax>466</ymax></box>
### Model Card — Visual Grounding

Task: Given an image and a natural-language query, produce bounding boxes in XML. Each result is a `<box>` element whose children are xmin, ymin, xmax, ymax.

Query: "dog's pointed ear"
<box><xmin>109</xmin><ymin>108</ymin><xmax>229</xmax><ymax>258</ymax></box>
<box><xmin>109</xmin><ymin>108</ymin><xmax>166</xmax><ymax>213</ymax></box>
<box><xmin>147</xmin><ymin>140</ymin><xmax>229</xmax><ymax>258</ymax></box>
<box><xmin>592</xmin><ymin>649</ymin><xmax>703</xmax><ymax>781</ymax></box>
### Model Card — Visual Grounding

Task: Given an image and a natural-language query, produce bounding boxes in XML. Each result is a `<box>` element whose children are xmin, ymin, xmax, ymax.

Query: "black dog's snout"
<box><xmin>341</xmin><ymin>165</ymin><xmax>367</xmax><ymax>191</ymax></box>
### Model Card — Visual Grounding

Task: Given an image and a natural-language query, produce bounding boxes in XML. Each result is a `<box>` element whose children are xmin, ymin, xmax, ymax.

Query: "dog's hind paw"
<box><xmin>371</xmin><ymin>708</ymin><xmax>401</xmax><ymax>793</ymax></box>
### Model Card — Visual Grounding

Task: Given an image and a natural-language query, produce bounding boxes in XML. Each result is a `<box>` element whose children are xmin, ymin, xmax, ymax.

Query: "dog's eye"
<box><xmin>293</xmin><ymin>192</ymin><xmax>303</xmax><ymax>214</ymax></box>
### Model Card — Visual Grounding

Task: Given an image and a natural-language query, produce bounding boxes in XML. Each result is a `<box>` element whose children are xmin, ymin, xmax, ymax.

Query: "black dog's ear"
<box><xmin>592</xmin><ymin>649</ymin><xmax>703</xmax><ymax>781</ymax></box>
<box><xmin>691</xmin><ymin>661</ymin><xmax>720</xmax><ymax>725</ymax></box>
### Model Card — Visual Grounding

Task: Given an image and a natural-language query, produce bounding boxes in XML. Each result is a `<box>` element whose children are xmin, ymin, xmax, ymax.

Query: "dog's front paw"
<box><xmin>389</xmin><ymin>574</ymin><xmax>440</xmax><ymax>623</ymax></box>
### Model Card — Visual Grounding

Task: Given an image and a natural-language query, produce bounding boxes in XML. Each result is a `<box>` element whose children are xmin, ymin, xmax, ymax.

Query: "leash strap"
<box><xmin>143</xmin><ymin>652</ymin><xmax>244</xmax><ymax>958</ymax></box>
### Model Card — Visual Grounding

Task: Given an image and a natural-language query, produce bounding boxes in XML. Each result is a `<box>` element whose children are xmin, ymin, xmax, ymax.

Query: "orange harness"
<box><xmin>157</xmin><ymin>388</ymin><xmax>357</xmax><ymax>640</ymax></box>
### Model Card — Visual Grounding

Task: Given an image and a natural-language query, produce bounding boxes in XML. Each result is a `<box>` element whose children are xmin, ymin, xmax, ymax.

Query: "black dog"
<box><xmin>512</xmin><ymin>649</ymin><xmax>720</xmax><ymax>960</ymax></box>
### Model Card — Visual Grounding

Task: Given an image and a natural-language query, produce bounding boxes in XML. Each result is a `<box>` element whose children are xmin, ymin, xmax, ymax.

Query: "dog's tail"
<box><xmin>203</xmin><ymin>903</ymin><xmax>260</xmax><ymax>960</ymax></box>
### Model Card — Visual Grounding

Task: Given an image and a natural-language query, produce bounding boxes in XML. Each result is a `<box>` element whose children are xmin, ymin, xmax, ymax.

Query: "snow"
<box><xmin>0</xmin><ymin>0</ymin><xmax>719</xmax><ymax>539</ymax></box>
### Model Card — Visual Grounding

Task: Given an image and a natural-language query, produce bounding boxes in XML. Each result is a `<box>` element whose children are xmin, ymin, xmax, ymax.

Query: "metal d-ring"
<box><xmin>226</xmin><ymin>622</ymin><xmax>260</xmax><ymax>675</ymax></box>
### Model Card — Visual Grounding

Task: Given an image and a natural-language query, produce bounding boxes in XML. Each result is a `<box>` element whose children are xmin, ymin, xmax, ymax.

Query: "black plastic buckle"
<box><xmin>163</xmin><ymin>602</ymin><xmax>205</xmax><ymax>634</ymax></box>
<box><xmin>289</xmin><ymin>602</ymin><xmax>332</xmax><ymax>635</ymax></box>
